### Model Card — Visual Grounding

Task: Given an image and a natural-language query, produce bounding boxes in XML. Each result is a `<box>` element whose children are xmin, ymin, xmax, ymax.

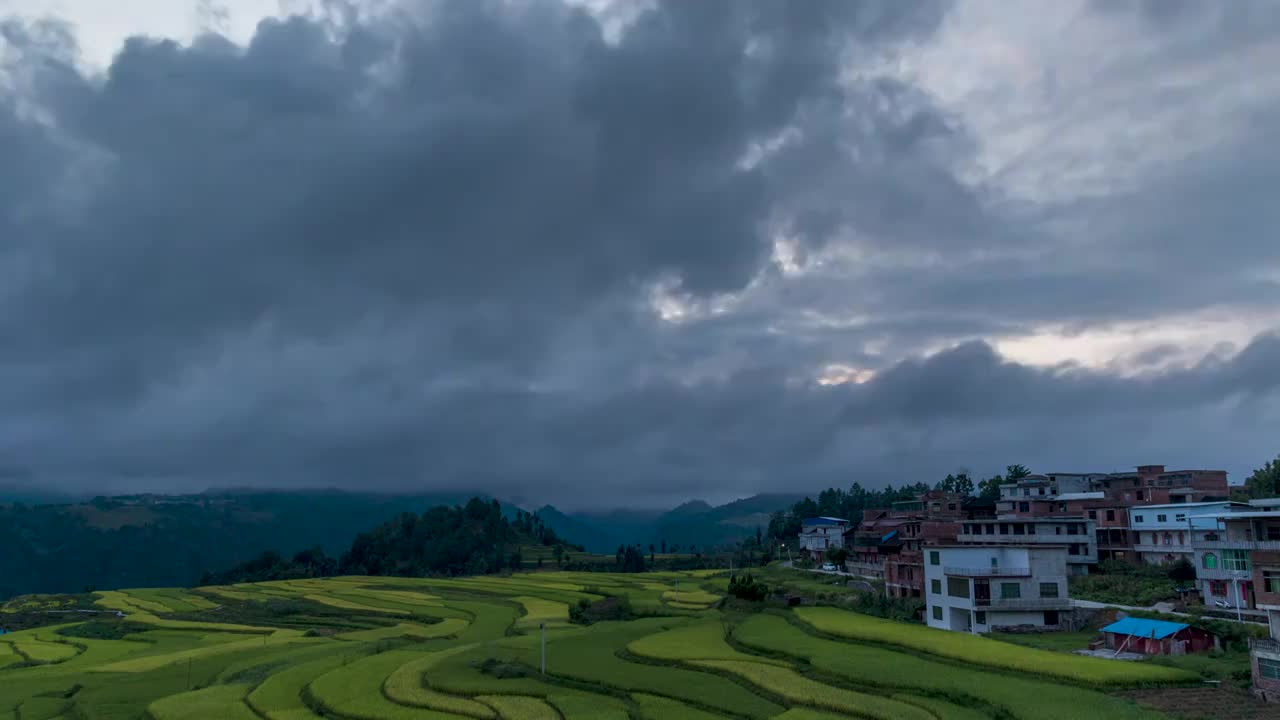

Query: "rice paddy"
<box><xmin>0</xmin><ymin>570</ymin><xmax>1196</xmax><ymax>719</ymax></box>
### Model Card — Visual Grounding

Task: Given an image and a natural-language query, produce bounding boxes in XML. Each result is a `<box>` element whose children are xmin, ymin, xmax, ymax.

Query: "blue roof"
<box><xmin>802</xmin><ymin>516</ymin><xmax>848</xmax><ymax>526</ymax></box>
<box><xmin>879</xmin><ymin>530</ymin><xmax>899</xmax><ymax>543</ymax></box>
<box><xmin>1101</xmin><ymin>617</ymin><xmax>1189</xmax><ymax>640</ymax></box>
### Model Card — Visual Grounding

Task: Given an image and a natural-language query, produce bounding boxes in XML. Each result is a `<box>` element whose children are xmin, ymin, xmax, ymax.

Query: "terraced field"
<box><xmin>0</xmin><ymin>570</ymin><xmax>1196</xmax><ymax>719</ymax></box>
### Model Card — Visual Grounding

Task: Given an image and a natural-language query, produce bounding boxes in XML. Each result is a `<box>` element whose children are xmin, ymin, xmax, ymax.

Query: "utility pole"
<box><xmin>540</xmin><ymin>622</ymin><xmax>546</xmax><ymax>674</ymax></box>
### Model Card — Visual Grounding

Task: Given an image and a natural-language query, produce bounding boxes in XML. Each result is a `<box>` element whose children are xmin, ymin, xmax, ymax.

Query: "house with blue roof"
<box><xmin>1101</xmin><ymin>615</ymin><xmax>1218</xmax><ymax>655</ymax></box>
<box><xmin>798</xmin><ymin>516</ymin><xmax>849</xmax><ymax>561</ymax></box>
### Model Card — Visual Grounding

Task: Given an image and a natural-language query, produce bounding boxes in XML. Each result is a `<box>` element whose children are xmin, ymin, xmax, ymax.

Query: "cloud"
<box><xmin>0</xmin><ymin>0</ymin><xmax>1277</xmax><ymax>507</ymax></box>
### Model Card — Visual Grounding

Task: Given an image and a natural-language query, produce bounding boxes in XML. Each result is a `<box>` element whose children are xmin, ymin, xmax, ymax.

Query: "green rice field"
<box><xmin>0</xmin><ymin>570</ymin><xmax>1197</xmax><ymax>719</ymax></box>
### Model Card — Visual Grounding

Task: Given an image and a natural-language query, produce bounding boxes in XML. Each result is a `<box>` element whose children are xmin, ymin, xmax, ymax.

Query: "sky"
<box><xmin>0</xmin><ymin>0</ymin><xmax>1278</xmax><ymax>509</ymax></box>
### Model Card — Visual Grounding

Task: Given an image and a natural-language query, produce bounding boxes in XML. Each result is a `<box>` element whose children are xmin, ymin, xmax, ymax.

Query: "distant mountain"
<box><xmin>536</xmin><ymin>493</ymin><xmax>801</xmax><ymax>553</ymax></box>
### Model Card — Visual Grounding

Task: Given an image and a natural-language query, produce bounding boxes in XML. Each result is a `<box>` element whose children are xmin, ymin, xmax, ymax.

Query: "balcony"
<box><xmin>1196</xmin><ymin>540</ymin><xmax>1280</xmax><ymax>552</ymax></box>
<box><xmin>976</xmin><ymin>597</ymin><xmax>1073</xmax><ymax>610</ymax></box>
<box><xmin>944</xmin><ymin>566</ymin><xmax>1031</xmax><ymax>577</ymax></box>
<box><xmin>1251</xmin><ymin>638</ymin><xmax>1280</xmax><ymax>657</ymax></box>
<box><xmin>1197</xmin><ymin>567</ymin><xmax>1252</xmax><ymax>581</ymax></box>
<box><xmin>1132</xmin><ymin>544</ymin><xmax>1194</xmax><ymax>554</ymax></box>
<box><xmin>845</xmin><ymin>561</ymin><xmax>885</xmax><ymax>578</ymax></box>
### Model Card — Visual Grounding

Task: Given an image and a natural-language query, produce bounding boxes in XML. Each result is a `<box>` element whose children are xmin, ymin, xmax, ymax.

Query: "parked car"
<box><xmin>1214</xmin><ymin>599</ymin><xmax>1234</xmax><ymax>609</ymax></box>
<box><xmin>821</xmin><ymin>562</ymin><xmax>838</xmax><ymax>572</ymax></box>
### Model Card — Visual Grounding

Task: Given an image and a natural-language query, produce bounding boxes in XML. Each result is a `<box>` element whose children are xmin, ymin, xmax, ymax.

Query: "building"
<box><xmin>956</xmin><ymin>517</ymin><xmax>1097</xmax><ymax>575</ymax></box>
<box><xmin>1131</xmin><ymin>501</ymin><xmax>1244</xmax><ymax>565</ymax></box>
<box><xmin>923</xmin><ymin>545</ymin><xmax>1073</xmax><ymax>633</ymax></box>
<box><xmin>1191</xmin><ymin>509</ymin><xmax>1280</xmax><ymax>617</ymax></box>
<box><xmin>798</xmin><ymin>517</ymin><xmax>849</xmax><ymax>560</ymax></box>
<box><xmin>1101</xmin><ymin>617</ymin><xmax>1218</xmax><ymax>656</ymax></box>
<box><xmin>1092</xmin><ymin>465</ymin><xmax>1230</xmax><ymax>506</ymax></box>
<box><xmin>843</xmin><ymin>491</ymin><xmax>966</xmax><ymax>597</ymax></box>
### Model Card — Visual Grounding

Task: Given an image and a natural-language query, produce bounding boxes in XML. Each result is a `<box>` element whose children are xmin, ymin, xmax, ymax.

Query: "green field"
<box><xmin>0</xmin><ymin>571</ymin><xmax>1198</xmax><ymax>719</ymax></box>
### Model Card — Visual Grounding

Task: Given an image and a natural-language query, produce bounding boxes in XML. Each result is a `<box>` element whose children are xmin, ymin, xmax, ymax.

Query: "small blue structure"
<box><xmin>1101</xmin><ymin>616</ymin><xmax>1216</xmax><ymax>655</ymax></box>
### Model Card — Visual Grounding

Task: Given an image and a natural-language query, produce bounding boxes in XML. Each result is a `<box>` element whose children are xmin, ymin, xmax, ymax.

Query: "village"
<box><xmin>797</xmin><ymin>464</ymin><xmax>1280</xmax><ymax>703</ymax></box>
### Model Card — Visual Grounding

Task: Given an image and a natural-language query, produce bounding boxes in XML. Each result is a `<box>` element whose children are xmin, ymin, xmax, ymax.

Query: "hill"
<box><xmin>0</xmin><ymin>490</ymin><xmax>480</xmax><ymax>599</ymax></box>
<box><xmin>537</xmin><ymin>493</ymin><xmax>801</xmax><ymax>553</ymax></box>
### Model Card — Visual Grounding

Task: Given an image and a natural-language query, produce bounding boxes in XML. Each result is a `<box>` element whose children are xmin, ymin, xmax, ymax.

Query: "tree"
<box><xmin>1006</xmin><ymin>464</ymin><xmax>1031</xmax><ymax>481</ymax></box>
<box><xmin>977</xmin><ymin>474</ymin><xmax>1003</xmax><ymax>499</ymax></box>
<box><xmin>952</xmin><ymin>472</ymin><xmax>975</xmax><ymax>497</ymax></box>
<box><xmin>1244</xmin><ymin>455</ymin><xmax>1280</xmax><ymax>499</ymax></box>
<box><xmin>1167</xmin><ymin>557</ymin><xmax>1196</xmax><ymax>585</ymax></box>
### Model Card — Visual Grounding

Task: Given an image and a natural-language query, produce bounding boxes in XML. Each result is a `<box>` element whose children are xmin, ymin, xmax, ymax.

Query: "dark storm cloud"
<box><xmin>0</xmin><ymin>0</ymin><xmax>1277</xmax><ymax>507</ymax></box>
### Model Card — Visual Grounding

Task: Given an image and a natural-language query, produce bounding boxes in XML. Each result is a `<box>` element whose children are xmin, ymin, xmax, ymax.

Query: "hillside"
<box><xmin>0</xmin><ymin>569</ymin><xmax>1197</xmax><ymax>719</ymax></box>
<box><xmin>0</xmin><ymin>490</ymin><xmax>480</xmax><ymax>598</ymax></box>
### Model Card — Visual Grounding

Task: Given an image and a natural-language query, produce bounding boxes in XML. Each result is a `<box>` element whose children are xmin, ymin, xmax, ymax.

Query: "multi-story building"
<box><xmin>1092</xmin><ymin>465</ymin><xmax>1229</xmax><ymax>505</ymax></box>
<box><xmin>956</xmin><ymin>517</ymin><xmax>1096</xmax><ymax>575</ymax></box>
<box><xmin>1130</xmin><ymin>501</ymin><xmax>1245</xmax><ymax>565</ymax></box>
<box><xmin>844</xmin><ymin>491</ymin><xmax>967</xmax><ymax>597</ymax></box>
<box><xmin>1190</xmin><ymin>509</ymin><xmax>1280</xmax><ymax>616</ymax></box>
<box><xmin>1188</xmin><ymin>510</ymin><xmax>1280</xmax><ymax>701</ymax></box>
<box><xmin>799</xmin><ymin>517</ymin><xmax>849</xmax><ymax>560</ymax></box>
<box><xmin>924</xmin><ymin>545</ymin><xmax>1073</xmax><ymax>633</ymax></box>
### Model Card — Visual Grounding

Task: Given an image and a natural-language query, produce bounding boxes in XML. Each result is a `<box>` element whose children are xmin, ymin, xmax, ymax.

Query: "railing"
<box><xmin>1132</xmin><ymin>544</ymin><xmax>1195</xmax><ymax>554</ymax></box>
<box><xmin>1197</xmin><ymin>540</ymin><xmax>1280</xmax><ymax>551</ymax></box>
<box><xmin>943</xmin><ymin>566</ymin><xmax>1031</xmax><ymax>577</ymax></box>
<box><xmin>976</xmin><ymin>597</ymin><xmax>1073</xmax><ymax>610</ymax></box>
<box><xmin>844</xmin><ymin>562</ymin><xmax>885</xmax><ymax>578</ymax></box>
<box><xmin>1197</xmin><ymin>567</ymin><xmax>1253</xmax><ymax>581</ymax></box>
<box><xmin>1251</xmin><ymin>638</ymin><xmax>1280</xmax><ymax>656</ymax></box>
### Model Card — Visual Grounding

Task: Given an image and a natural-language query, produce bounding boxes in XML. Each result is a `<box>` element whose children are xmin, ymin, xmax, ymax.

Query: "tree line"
<box><xmin>201</xmin><ymin>498</ymin><xmax>583</xmax><ymax>585</ymax></box>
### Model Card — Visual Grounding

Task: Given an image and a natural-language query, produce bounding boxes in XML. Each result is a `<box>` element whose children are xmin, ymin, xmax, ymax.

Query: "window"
<box><xmin>948</xmin><ymin>503</ymin><xmax>957</xmax><ymax>511</ymax></box>
<box><xmin>1000</xmin><ymin>582</ymin><xmax>1021</xmax><ymax>599</ymax></box>
<box><xmin>1018</xmin><ymin>502</ymin><xmax>1029</xmax><ymax>512</ymax></box>
<box><xmin>1223</xmin><ymin>549</ymin><xmax>1251</xmax><ymax>572</ymax></box>
<box><xmin>1136</xmin><ymin>490</ymin><xmax>1145</xmax><ymax>501</ymax></box>
<box><xmin>1175</xmin><ymin>513</ymin><xmax>1186</xmax><ymax>522</ymax></box>
<box><xmin>1266</xmin><ymin>571</ymin><xmax>1280</xmax><ymax>594</ymax></box>
<box><xmin>931</xmin><ymin>579</ymin><xmax>942</xmax><ymax>595</ymax></box>
<box><xmin>1106</xmin><ymin>510</ymin><xmax>1116</xmax><ymax>521</ymax></box>
<box><xmin>1023</xmin><ymin>488</ymin><xmax>1031</xmax><ymax>497</ymax></box>
<box><xmin>1043</xmin><ymin>610</ymin><xmax>1060</xmax><ymax>626</ymax></box>
<box><xmin>975</xmin><ymin>611</ymin><xmax>987</xmax><ymax>625</ymax></box>
<box><xmin>1134</xmin><ymin>514</ymin><xmax>1144</xmax><ymax>523</ymax></box>
<box><xmin>1067</xmin><ymin>524</ymin><xmax>1079</xmax><ymax>535</ymax></box>
<box><xmin>1209</xmin><ymin>580</ymin><xmax>1227</xmax><ymax>596</ymax></box>
<box><xmin>1268</xmin><ymin>525</ymin><xmax>1280</xmax><ymax>541</ymax></box>
<box><xmin>1039</xmin><ymin>582</ymin><xmax>1060</xmax><ymax>598</ymax></box>
<box><xmin>1157</xmin><ymin>514</ymin><xmax>1167</xmax><ymax>523</ymax></box>
<box><xmin>990</xmin><ymin>556</ymin><xmax>999</xmax><ymax>568</ymax></box>
<box><xmin>932</xmin><ymin>606</ymin><xmax>943</xmax><ymax>621</ymax></box>
<box><xmin>1088</xmin><ymin>510</ymin><xmax>1097</xmax><ymax>520</ymax></box>
<box><xmin>1203</xmin><ymin>553</ymin><xmax>1218</xmax><ymax>569</ymax></box>
<box><xmin>1261</xmin><ymin>658</ymin><xmax>1280</xmax><ymax>681</ymax></box>
<box><xmin>947</xmin><ymin>577</ymin><xmax>970</xmax><ymax>599</ymax></box>
<box><xmin>1038</xmin><ymin>487</ymin><xmax>1045</xmax><ymax>495</ymax></box>
<box><xmin>1163</xmin><ymin>532</ymin><xmax>1173</xmax><ymax>545</ymax></box>
<box><xmin>1026</xmin><ymin>524</ymin><xmax>1036</xmax><ymax>535</ymax></box>
<box><xmin>1013</xmin><ymin>523</ymin><xmax>1025</xmax><ymax>535</ymax></box>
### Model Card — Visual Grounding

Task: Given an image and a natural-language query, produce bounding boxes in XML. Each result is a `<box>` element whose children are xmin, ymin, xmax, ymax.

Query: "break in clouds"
<box><xmin>1</xmin><ymin>0</ymin><xmax>1278</xmax><ymax>507</ymax></box>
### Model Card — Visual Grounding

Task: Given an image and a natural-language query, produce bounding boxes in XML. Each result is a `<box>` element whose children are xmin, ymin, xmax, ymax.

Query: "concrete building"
<box><xmin>956</xmin><ymin>517</ymin><xmax>1096</xmax><ymax>575</ymax></box>
<box><xmin>1130</xmin><ymin>501</ymin><xmax>1245</xmax><ymax>565</ymax></box>
<box><xmin>924</xmin><ymin>545</ymin><xmax>1073</xmax><ymax>633</ymax></box>
<box><xmin>798</xmin><ymin>517</ymin><xmax>848</xmax><ymax>560</ymax></box>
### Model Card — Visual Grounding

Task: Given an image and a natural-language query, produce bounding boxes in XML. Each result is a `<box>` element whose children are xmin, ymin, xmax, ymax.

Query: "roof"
<box><xmin>1101</xmin><ymin>617</ymin><xmax>1189</xmax><ymax>640</ymax></box>
<box><xmin>802</xmin><ymin>516</ymin><xmax>848</xmax><ymax>526</ymax></box>
<box><xmin>1250</xmin><ymin>499</ymin><xmax>1280</xmax><ymax>508</ymax></box>
<box><xmin>1132</xmin><ymin>501</ymin><xmax>1240</xmax><ymax>510</ymax></box>
<box><xmin>1054</xmin><ymin>492</ymin><xmax>1105</xmax><ymax>501</ymax></box>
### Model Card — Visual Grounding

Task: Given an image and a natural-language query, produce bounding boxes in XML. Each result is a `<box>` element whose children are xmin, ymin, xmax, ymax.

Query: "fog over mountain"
<box><xmin>1</xmin><ymin>0</ymin><xmax>1278</xmax><ymax>508</ymax></box>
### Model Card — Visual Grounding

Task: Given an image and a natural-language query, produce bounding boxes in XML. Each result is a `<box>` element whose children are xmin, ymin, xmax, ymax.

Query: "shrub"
<box><xmin>727</xmin><ymin>574</ymin><xmax>770</xmax><ymax>602</ymax></box>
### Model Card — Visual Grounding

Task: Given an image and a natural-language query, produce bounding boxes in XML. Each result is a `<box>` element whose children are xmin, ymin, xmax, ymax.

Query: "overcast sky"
<box><xmin>1</xmin><ymin>0</ymin><xmax>1278</xmax><ymax>509</ymax></box>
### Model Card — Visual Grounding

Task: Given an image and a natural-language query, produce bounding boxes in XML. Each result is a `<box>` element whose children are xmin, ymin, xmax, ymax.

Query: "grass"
<box><xmin>0</xmin><ymin>572</ymin><xmax>1221</xmax><ymax>719</ymax></box>
<box><xmin>632</xmin><ymin>692</ymin><xmax>731</xmax><ymax>719</ymax></box>
<box><xmin>476</xmin><ymin>695</ymin><xmax>561</xmax><ymax>720</ymax></box>
<box><xmin>148</xmin><ymin>684</ymin><xmax>259</xmax><ymax>720</ymax></box>
<box><xmin>691</xmin><ymin>659</ymin><xmax>934</xmax><ymax>720</ymax></box>
<box><xmin>991</xmin><ymin>628</ymin><xmax>1098</xmax><ymax>652</ymax></box>
<box><xmin>795</xmin><ymin>605</ymin><xmax>1196</xmax><ymax>686</ymax></box>
<box><xmin>734</xmin><ymin>613</ymin><xmax>1168</xmax><ymax>720</ymax></box>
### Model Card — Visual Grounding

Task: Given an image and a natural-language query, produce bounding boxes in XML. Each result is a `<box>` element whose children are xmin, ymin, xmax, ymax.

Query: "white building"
<box><xmin>1130</xmin><ymin>501</ymin><xmax>1245</xmax><ymax>565</ymax></box>
<box><xmin>923</xmin><ymin>545</ymin><xmax>1073</xmax><ymax>634</ymax></box>
<box><xmin>956</xmin><ymin>517</ymin><xmax>1097</xmax><ymax>575</ymax></box>
<box><xmin>798</xmin><ymin>517</ymin><xmax>849</xmax><ymax>560</ymax></box>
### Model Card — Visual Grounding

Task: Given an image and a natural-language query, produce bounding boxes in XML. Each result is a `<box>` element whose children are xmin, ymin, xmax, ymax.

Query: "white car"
<box><xmin>821</xmin><ymin>562</ymin><xmax>838</xmax><ymax>572</ymax></box>
<box><xmin>1214</xmin><ymin>599</ymin><xmax>1234</xmax><ymax>609</ymax></box>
